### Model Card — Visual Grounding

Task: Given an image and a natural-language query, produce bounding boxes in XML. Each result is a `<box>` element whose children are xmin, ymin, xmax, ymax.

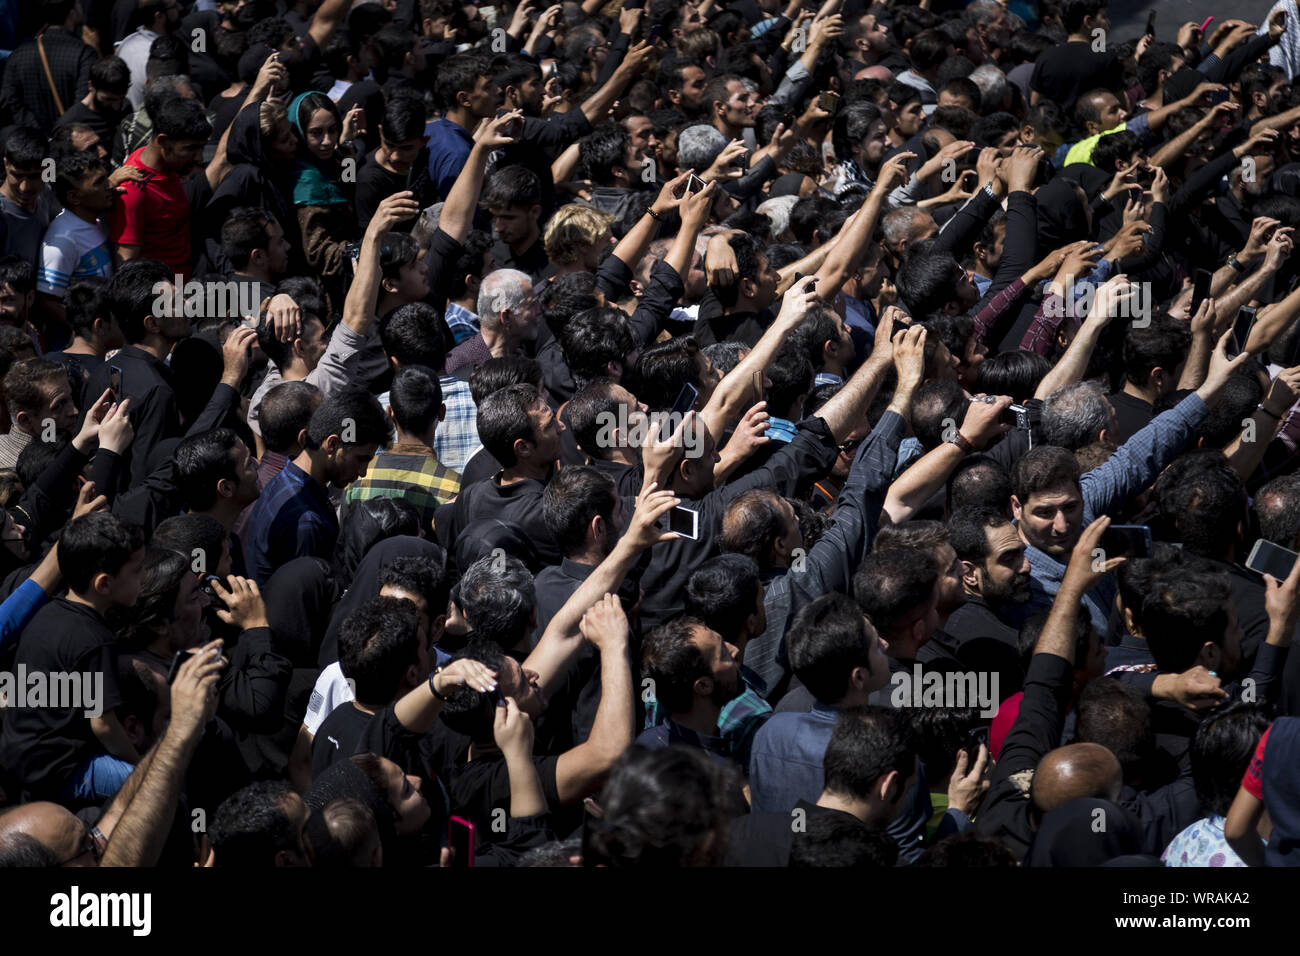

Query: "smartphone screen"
<box><xmin>1247</xmin><ymin>539</ymin><xmax>1299</xmax><ymax>580</ymax></box>
<box><xmin>109</xmin><ymin>365</ymin><xmax>123</xmax><ymax>398</ymax></box>
<box><xmin>1232</xmin><ymin>306</ymin><xmax>1257</xmax><ymax>355</ymax></box>
<box><xmin>1100</xmin><ymin>525</ymin><xmax>1153</xmax><ymax>559</ymax></box>
<box><xmin>448</xmin><ymin>816</ymin><xmax>476</xmax><ymax>868</ymax></box>
<box><xmin>1145</xmin><ymin>10</ymin><xmax>1157</xmax><ymax>36</ymax></box>
<box><xmin>659</xmin><ymin>383</ymin><xmax>698</xmax><ymax>441</ymax></box>
<box><xmin>1190</xmin><ymin>269</ymin><xmax>1213</xmax><ymax>317</ymax></box>
<box><xmin>166</xmin><ymin>649</ymin><xmax>196</xmax><ymax>685</ymax></box>
<box><xmin>818</xmin><ymin>92</ymin><xmax>840</xmax><ymax>115</ymax></box>
<box><xmin>666</xmin><ymin>506</ymin><xmax>699</xmax><ymax>540</ymax></box>
<box><xmin>753</xmin><ymin>370</ymin><xmax>764</xmax><ymax>402</ymax></box>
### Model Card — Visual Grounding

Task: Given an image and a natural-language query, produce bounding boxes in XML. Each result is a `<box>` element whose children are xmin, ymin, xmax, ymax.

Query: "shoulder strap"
<box><xmin>36</xmin><ymin>34</ymin><xmax>66</xmax><ymax>117</ymax></box>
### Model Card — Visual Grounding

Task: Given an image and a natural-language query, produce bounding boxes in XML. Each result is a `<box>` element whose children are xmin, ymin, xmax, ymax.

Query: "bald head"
<box><xmin>857</xmin><ymin>65</ymin><xmax>895</xmax><ymax>83</ymax></box>
<box><xmin>1031</xmin><ymin>743</ymin><xmax>1123</xmax><ymax>816</ymax></box>
<box><xmin>0</xmin><ymin>802</ymin><xmax>95</xmax><ymax>866</ymax></box>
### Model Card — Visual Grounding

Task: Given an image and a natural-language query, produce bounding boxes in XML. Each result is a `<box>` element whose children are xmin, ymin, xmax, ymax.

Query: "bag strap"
<box><xmin>36</xmin><ymin>34</ymin><xmax>66</xmax><ymax>117</ymax></box>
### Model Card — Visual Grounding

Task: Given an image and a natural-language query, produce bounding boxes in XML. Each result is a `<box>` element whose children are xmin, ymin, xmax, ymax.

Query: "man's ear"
<box><xmin>456</xmin><ymin>89</ymin><xmax>473</xmax><ymax>110</ymax></box>
<box><xmin>90</xmin><ymin>570</ymin><xmax>113</xmax><ymax>596</ymax></box>
<box><xmin>1010</xmin><ymin>494</ymin><xmax>1024</xmax><ymax>520</ymax></box>
<box><xmin>512</xmin><ymin>436</ymin><xmax>531</xmax><ymax>462</ymax></box>
<box><xmin>1122</xmin><ymin>606</ymin><xmax>1140</xmax><ymax>637</ymax></box>
<box><xmin>875</xmin><ymin>768</ymin><xmax>900</xmax><ymax>805</ymax></box>
<box><xmin>143</xmin><ymin>312</ymin><xmax>164</xmax><ymax>336</ymax></box>
<box><xmin>322</xmin><ymin>434</ymin><xmax>343</xmax><ymax>455</ymax></box>
<box><xmin>959</xmin><ymin>558</ymin><xmax>981</xmax><ymax>591</ymax></box>
<box><xmin>216</xmin><ymin>476</ymin><xmax>236</xmax><ymax>500</ymax></box>
<box><xmin>381</xmin><ymin>276</ymin><xmax>399</xmax><ymax>294</ymax></box>
<box><xmin>438</xmin><ymin>402</ymin><xmax>446</xmax><ymax>423</ymax></box>
<box><xmin>693</xmin><ymin>675</ymin><xmax>714</xmax><ymax>700</ymax></box>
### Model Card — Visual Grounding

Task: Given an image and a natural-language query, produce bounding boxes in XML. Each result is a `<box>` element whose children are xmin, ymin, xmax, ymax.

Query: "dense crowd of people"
<box><xmin>1</xmin><ymin>0</ymin><xmax>1300</xmax><ymax>868</ymax></box>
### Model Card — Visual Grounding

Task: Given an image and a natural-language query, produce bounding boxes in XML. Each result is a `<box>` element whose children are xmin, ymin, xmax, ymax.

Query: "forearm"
<box><xmin>612</xmin><ymin>209</ymin><xmax>663</xmax><ymax>275</ymax></box>
<box><xmin>393</xmin><ymin>679</ymin><xmax>444</xmax><ymax>734</ymax></box>
<box><xmin>581</xmin><ymin>66</ymin><xmax>633</xmax><ymax>126</ymax></box>
<box><xmin>503</xmin><ymin>746</ymin><xmax>548</xmax><ymax>817</ymax></box>
<box><xmin>1151</xmin><ymin>117</ymin><xmax>1214</xmax><ymax>168</ymax></box>
<box><xmin>1245</xmin><ymin>281</ymin><xmax>1300</xmax><ymax>355</ymax></box>
<box><xmin>525</xmin><ymin>540</ymin><xmax>642</xmax><ymax>695</ymax></box>
<box><xmin>585</xmin><ymin>643</ymin><xmax>634</xmax><ymax>764</ymax></box>
<box><xmin>701</xmin><ymin>313</ymin><xmax>803</xmax><ymax>437</ymax></box>
<box><xmin>342</xmin><ymin>228</ymin><xmax>384</xmax><ymax>334</ymax></box>
<box><xmin>814</xmin><ymin>357</ymin><xmax>892</xmax><ymax>441</ymax></box>
<box><xmin>100</xmin><ymin>727</ymin><xmax>197</xmax><ymax>867</ymax></box>
<box><xmin>442</xmin><ymin>141</ymin><xmax>492</xmax><ymax>243</ymax></box>
<box><xmin>883</xmin><ymin>441</ymin><xmax>962</xmax><ymax>525</ymax></box>
<box><xmin>552</xmin><ymin>142</ymin><xmax>582</xmax><ymax>184</ymax></box>
<box><xmin>815</xmin><ymin>192</ymin><xmax>885</xmax><ymax>299</ymax></box>
<box><xmin>1178</xmin><ymin>333</ymin><xmax>1214</xmax><ymax>390</ymax></box>
<box><xmin>1217</xmin><ymin>266</ymin><xmax>1275</xmax><ymax>331</ymax></box>
<box><xmin>1034</xmin><ymin>323</ymin><xmax>1104</xmax><ymax>400</ymax></box>
<box><xmin>1223</xmin><ymin>408</ymin><xmax>1280</xmax><ymax>481</ymax></box>
<box><xmin>1034</xmin><ymin>580</ymin><xmax>1087</xmax><ymax>662</ymax></box>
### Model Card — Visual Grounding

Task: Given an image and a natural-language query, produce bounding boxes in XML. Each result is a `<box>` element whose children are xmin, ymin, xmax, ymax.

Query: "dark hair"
<box><xmin>476</xmin><ymin>383</ymin><xmax>544</xmax><ymax>467</ymax></box>
<box><xmin>1013</xmin><ymin>444</ymin><xmax>1081</xmax><ymax>502</ymax></box>
<box><xmin>152</xmin><ymin>96</ymin><xmax>212</xmax><ymax>142</ymax></box>
<box><xmin>3</xmin><ymin>357</ymin><xmax>67</xmax><ymax>416</ymax></box>
<box><xmin>456</xmin><ymin>553</ymin><xmax>535</xmax><ymax>648</ymax></box>
<box><xmin>566</xmin><ymin>381</ymin><xmax>623</xmax><ymax>460</ymax></box>
<box><xmin>52</xmin><ymin>151</ymin><xmax>107</xmax><ymax>205</ymax></box>
<box><xmin>1255</xmin><ymin>474</ymin><xmax>1300</xmax><ymax>548</ymax></box>
<box><xmin>912</xmin><ymin>379</ymin><xmax>968</xmax><ymax>451</ymax></box>
<box><xmin>1074</xmin><ymin>678</ymin><xmax>1153</xmax><ymax>780</ymax></box>
<box><xmin>541</xmin><ymin>466</ymin><xmax>618</xmax><ymax>558</ymax></box>
<box><xmin>787</xmin><ymin>592</ymin><xmax>880</xmax><ymax>705</ymax></box>
<box><xmin>579</xmin><ymin>125</ymin><xmax>634</xmax><ymax>186</ymax></box>
<box><xmin>1155</xmin><ymin>453</ymin><xmax>1245</xmax><ymax>559</ymax></box>
<box><xmin>151</xmin><ymin>513</ymin><xmax>227</xmax><ymax>578</ymax></box>
<box><xmin>852</xmin><ymin>548</ymin><xmax>938</xmax><ymax>637</ymax></box>
<box><xmin>112</xmin><ymin>547</ymin><xmax>191</xmax><ymax>651</ymax></box>
<box><xmin>438</xmin><ymin>637</ymin><xmax>506</xmax><ymax>741</ymax></box>
<box><xmin>1190</xmin><ymin>702</ymin><xmax>1271</xmax><ymax>817</ymax></box>
<box><xmin>1091</xmin><ymin>129</ymin><xmax>1141</xmax><ymax>173</ymax></box>
<box><xmin>559</xmin><ymin>308</ymin><xmax>635</xmax><ymax>388</ymax></box>
<box><xmin>90</xmin><ymin>54</ymin><xmax>131</xmax><ymax>94</ymax></box>
<box><xmin>897</xmin><ymin>251</ymin><xmax>964</xmax><ymax>317</ymax></box>
<box><xmin>339</xmin><ymin>595</ymin><xmax>422</xmax><ymax>705</ymax></box>
<box><xmin>909</xmin><ymin>29</ymin><xmax>950</xmax><ymax>71</ymax></box>
<box><xmin>259</xmin><ymin>381</ymin><xmax>322</xmax><ymax>454</ymax></box>
<box><xmin>378</xmin><ymin>90</ymin><xmax>426</xmax><ymax>143</ymax></box>
<box><xmin>720</xmin><ymin>489</ymin><xmax>788</xmax><ymax>570</ymax></box>
<box><xmin>788</xmin><ymin>814</ymin><xmax>898</xmax><ymax>867</ymax></box>
<box><xmin>3</xmin><ymin>128</ymin><xmax>46</xmax><ymax>169</ymax></box>
<box><xmin>379</xmin><ymin>302</ymin><xmax>449</xmax><ymax>371</ymax></box>
<box><xmin>977</xmin><ymin>350</ymin><xmax>1050</xmax><ymax>403</ymax></box>
<box><xmin>917</xmin><ymin>832</ymin><xmax>1019</xmax><ymax>866</ymax></box>
<box><xmin>379</xmin><ymin>553</ymin><xmax>450</xmax><ymax>619</ymax></box>
<box><xmin>632</xmin><ymin>337</ymin><xmax>703</xmax><ymax>412</ymax></box>
<box><xmin>832</xmin><ymin>102</ymin><xmax>884</xmax><ymax>166</ymax></box>
<box><xmin>1122</xmin><ymin>314</ymin><xmax>1191</xmax><ymax>388</ymax></box>
<box><xmin>468</xmin><ymin>357</ymin><xmax>542</xmax><ymax>405</ymax></box>
<box><xmin>1140</xmin><ymin>562</ymin><xmax>1234</xmax><ymax>672</ymax></box>
<box><xmin>305</xmin><ymin>386</ymin><xmax>392</xmax><ymax>450</ymax></box>
<box><xmin>1061</xmin><ymin>0</ymin><xmax>1105</xmax><ymax>33</ymax></box>
<box><xmin>221</xmin><ymin>207</ymin><xmax>274</xmax><ymax>272</ymax></box>
<box><xmin>175</xmin><ymin>428</ymin><xmax>246</xmax><ymax>512</ymax></box>
<box><xmin>481</xmin><ymin>165</ymin><xmax>542</xmax><ymax>210</ymax></box>
<box><xmin>971</xmin><ymin>111</ymin><xmax>1018</xmax><ymax>146</ymax></box>
<box><xmin>378</xmin><ymin>233</ymin><xmax>420</xmax><ymax>282</ymax></box>
<box><xmin>823</xmin><ymin>707</ymin><xmax>918</xmax><ymax>799</ymax></box>
<box><xmin>447</xmin><ymin>230</ymin><xmax>494</xmax><ymax>304</ymax></box>
<box><xmin>582</xmin><ymin>745</ymin><xmax>733</xmax><ymax>867</ymax></box>
<box><xmin>388</xmin><ymin>364</ymin><xmax>444</xmax><ymax>436</ymax></box>
<box><xmin>765</xmin><ymin>342</ymin><xmax>813</xmax><ymax>420</ymax></box>
<box><xmin>107</xmin><ymin>258</ymin><xmax>173</xmax><ymax>344</ymax></box>
<box><xmin>58</xmin><ymin>513</ymin><xmax>145</xmax><ymax>593</ymax></box>
<box><xmin>947</xmin><ymin>505</ymin><xmax>1012</xmax><ymax>564</ymax></box>
<box><xmin>641</xmin><ymin>616</ymin><xmax>713</xmax><ymax>714</ymax></box>
<box><xmin>684</xmin><ymin>554</ymin><xmax>762</xmax><ymax>645</ymax></box>
<box><xmin>209</xmin><ymin>781</ymin><xmax>300</xmax><ymax>866</ymax></box>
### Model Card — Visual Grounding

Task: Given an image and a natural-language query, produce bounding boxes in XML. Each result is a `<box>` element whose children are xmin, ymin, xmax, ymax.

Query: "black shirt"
<box><xmin>311</xmin><ymin>701</ymin><xmax>374</xmax><ymax>780</ymax></box>
<box><xmin>0</xmin><ymin>598</ymin><xmax>124</xmax><ymax>799</ymax></box>
<box><xmin>1109</xmin><ymin>391</ymin><xmax>1154</xmax><ymax>445</ymax></box>
<box><xmin>491</xmin><ymin>236</ymin><xmax>549</xmax><ymax>286</ymax></box>
<box><xmin>725</xmin><ymin>799</ymin><xmax>870</xmax><ymax>866</ymax></box>
<box><xmin>82</xmin><ymin>343</ymin><xmax>183</xmax><ymax>495</ymax></box>
<box><xmin>435</xmin><ymin>473</ymin><xmax>564</xmax><ymax>565</ymax></box>
<box><xmin>53</xmin><ymin>101</ymin><xmax>126</xmax><ymax>143</ymax></box>
<box><xmin>1029</xmin><ymin>42</ymin><xmax>1125</xmax><ymax>110</ymax></box>
<box><xmin>447</xmin><ymin>751</ymin><xmax>567</xmax><ymax>842</ymax></box>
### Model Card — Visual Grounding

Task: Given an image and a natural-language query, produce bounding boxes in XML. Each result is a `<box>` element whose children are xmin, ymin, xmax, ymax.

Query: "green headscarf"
<box><xmin>287</xmin><ymin>91</ymin><xmax>348</xmax><ymax>207</ymax></box>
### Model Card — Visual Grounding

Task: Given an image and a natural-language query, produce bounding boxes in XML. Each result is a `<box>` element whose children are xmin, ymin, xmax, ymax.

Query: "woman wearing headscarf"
<box><xmin>200</xmin><ymin>100</ymin><xmax>298</xmax><ymax>275</ymax></box>
<box><xmin>283</xmin><ymin>91</ymin><xmax>363</xmax><ymax>300</ymax></box>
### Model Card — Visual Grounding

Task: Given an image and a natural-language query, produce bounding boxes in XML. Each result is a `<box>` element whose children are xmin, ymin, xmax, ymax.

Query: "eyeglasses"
<box><xmin>838</xmin><ymin>437</ymin><xmax>863</xmax><ymax>454</ymax></box>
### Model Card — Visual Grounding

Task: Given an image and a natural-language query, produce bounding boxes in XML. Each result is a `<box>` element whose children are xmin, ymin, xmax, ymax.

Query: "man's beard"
<box><xmin>983</xmin><ymin>570</ymin><xmax>1031</xmax><ymax>605</ymax></box>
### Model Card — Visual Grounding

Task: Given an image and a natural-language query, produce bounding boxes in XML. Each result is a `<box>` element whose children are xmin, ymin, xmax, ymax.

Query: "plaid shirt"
<box><xmin>430</xmin><ymin>375</ymin><xmax>481</xmax><ymax>474</ymax></box>
<box><xmin>0</xmin><ymin>27</ymin><xmax>96</xmax><ymax>130</ymax></box>
<box><xmin>644</xmin><ymin>666</ymin><xmax>772</xmax><ymax>769</ymax></box>
<box><xmin>444</xmin><ymin>301</ymin><xmax>480</xmax><ymax>345</ymax></box>
<box><xmin>343</xmin><ymin>442</ymin><xmax>461</xmax><ymax>532</ymax></box>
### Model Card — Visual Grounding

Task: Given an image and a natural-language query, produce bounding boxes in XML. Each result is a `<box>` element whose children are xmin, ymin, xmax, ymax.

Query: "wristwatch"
<box><xmin>429</xmin><ymin>668</ymin><xmax>451</xmax><ymax>702</ymax></box>
<box><xmin>948</xmin><ymin>431</ymin><xmax>975</xmax><ymax>454</ymax></box>
<box><xmin>1227</xmin><ymin>254</ymin><xmax>1246</xmax><ymax>273</ymax></box>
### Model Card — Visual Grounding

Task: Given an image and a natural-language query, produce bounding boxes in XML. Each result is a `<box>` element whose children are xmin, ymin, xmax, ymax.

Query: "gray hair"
<box><xmin>882</xmin><ymin>207</ymin><xmax>932</xmax><ymax>248</ymax></box>
<box><xmin>1041</xmin><ymin>381</ymin><xmax>1112</xmax><ymax>451</ymax></box>
<box><xmin>411</xmin><ymin>203</ymin><xmax>444</xmax><ymax>248</ymax></box>
<box><xmin>457</xmin><ymin>554</ymin><xmax>536</xmax><ymax>647</ymax></box>
<box><xmin>1255</xmin><ymin>474</ymin><xmax>1300</xmax><ymax>547</ymax></box>
<box><xmin>965</xmin><ymin>0</ymin><xmax>1005</xmax><ymax>27</ymax></box>
<box><xmin>677</xmin><ymin>124</ymin><xmax>727</xmax><ymax>174</ymax></box>
<box><xmin>757</xmin><ymin>195</ymin><xmax>799</xmax><ymax>240</ymax></box>
<box><xmin>969</xmin><ymin>64</ymin><xmax>1009</xmax><ymax>113</ymax></box>
<box><xmin>477</xmin><ymin>269</ymin><xmax>531</xmax><ymax>330</ymax></box>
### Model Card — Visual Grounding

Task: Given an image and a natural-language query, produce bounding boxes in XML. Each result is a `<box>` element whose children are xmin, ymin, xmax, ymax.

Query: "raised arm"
<box><xmin>442</xmin><ymin>111</ymin><xmax>522</xmax><ymax>243</ymax></box>
<box><xmin>341</xmin><ymin>191</ymin><xmax>421</xmax><ymax>335</ymax></box>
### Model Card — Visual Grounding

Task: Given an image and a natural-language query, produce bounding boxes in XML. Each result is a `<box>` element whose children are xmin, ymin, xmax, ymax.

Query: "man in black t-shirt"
<box><xmin>356</xmin><ymin>94</ymin><xmax>436</xmax><ymax>233</ymax></box>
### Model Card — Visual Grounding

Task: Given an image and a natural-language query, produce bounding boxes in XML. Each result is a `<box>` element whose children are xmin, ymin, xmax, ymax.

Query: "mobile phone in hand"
<box><xmin>818</xmin><ymin>91</ymin><xmax>841</xmax><ymax>115</ymax></box>
<box><xmin>109</xmin><ymin>365</ymin><xmax>123</xmax><ymax>399</ymax></box>
<box><xmin>663</xmin><ymin>505</ymin><xmax>699</xmax><ymax>540</ymax></box>
<box><xmin>1231</xmin><ymin>306</ymin><xmax>1257</xmax><ymax>355</ymax></box>
<box><xmin>1190</xmin><ymin>268</ymin><xmax>1213</xmax><ymax>317</ymax></box>
<box><xmin>1099</xmin><ymin>525</ymin><xmax>1154</xmax><ymax>559</ymax></box>
<box><xmin>1247</xmin><ymin>538</ymin><xmax>1299</xmax><ymax>580</ymax></box>
<box><xmin>448</xmin><ymin>816</ymin><xmax>476</xmax><ymax>868</ymax></box>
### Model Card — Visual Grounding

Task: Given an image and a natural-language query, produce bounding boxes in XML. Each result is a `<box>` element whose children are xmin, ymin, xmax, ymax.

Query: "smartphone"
<box><xmin>1246</xmin><ymin>538</ymin><xmax>1299</xmax><ymax>581</ymax></box>
<box><xmin>1099</xmin><ymin>524</ymin><xmax>1154</xmax><ymax>559</ymax></box>
<box><xmin>665</xmin><ymin>505</ymin><xmax>699</xmax><ymax>540</ymax></box>
<box><xmin>1144</xmin><ymin>10</ymin><xmax>1157</xmax><ymax>38</ymax></box>
<box><xmin>1232</xmin><ymin>305</ymin><xmax>1257</xmax><ymax>355</ymax></box>
<box><xmin>658</xmin><ymin>382</ymin><xmax>698</xmax><ymax>441</ymax></box>
<box><xmin>818</xmin><ymin>91</ymin><xmax>841</xmax><ymax>115</ymax></box>
<box><xmin>166</xmin><ymin>649</ymin><xmax>197</xmax><ymax>685</ymax></box>
<box><xmin>781</xmin><ymin>110</ymin><xmax>796</xmax><ymax>131</ymax></box>
<box><xmin>199</xmin><ymin>574</ymin><xmax>225</xmax><ymax>600</ymax></box>
<box><xmin>753</xmin><ymin>370</ymin><xmax>764</xmax><ymax>402</ymax></box>
<box><xmin>1190</xmin><ymin>268</ymin><xmax>1213</xmax><ymax>317</ymax></box>
<box><xmin>448</xmin><ymin>816</ymin><xmax>476</xmax><ymax>868</ymax></box>
<box><xmin>963</xmin><ymin>725</ymin><xmax>989</xmax><ymax>765</ymax></box>
<box><xmin>647</xmin><ymin>22</ymin><xmax>664</xmax><ymax>42</ymax></box>
<box><xmin>109</xmin><ymin>364</ymin><xmax>123</xmax><ymax>399</ymax></box>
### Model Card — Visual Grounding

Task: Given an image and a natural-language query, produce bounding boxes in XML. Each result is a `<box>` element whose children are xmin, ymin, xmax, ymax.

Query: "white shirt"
<box><xmin>303</xmin><ymin>661</ymin><xmax>354</xmax><ymax>736</ymax></box>
<box><xmin>38</xmin><ymin>211</ymin><xmax>112</xmax><ymax>298</ymax></box>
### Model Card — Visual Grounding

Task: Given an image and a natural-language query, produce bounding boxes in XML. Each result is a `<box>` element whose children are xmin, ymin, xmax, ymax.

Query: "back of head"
<box><xmin>1040</xmin><ymin>381</ymin><xmax>1110</xmax><ymax>450</ymax></box>
<box><xmin>1138</xmin><ymin>558</ymin><xmax>1233</xmax><ymax>673</ymax></box>
<box><xmin>1191</xmin><ymin>702</ymin><xmax>1271</xmax><ymax>818</ymax></box>
<box><xmin>822</xmin><ymin>706</ymin><xmax>917</xmax><ymax>802</ymax></box>
<box><xmin>1074</xmin><ymin>680</ymin><xmax>1154</xmax><ymax>781</ymax></box>
<box><xmin>456</xmin><ymin>553</ymin><xmax>535</xmax><ymax>649</ymax></box>
<box><xmin>1154</xmin><ymin>452</ymin><xmax>1244</xmax><ymax>559</ymax></box>
<box><xmin>108</xmin><ymin>258</ymin><xmax>172</xmax><ymax>344</ymax></box>
<box><xmin>787</xmin><ymin>592</ymin><xmax>878</xmax><ymax>705</ymax></box>
<box><xmin>59</xmin><ymin>513</ymin><xmax>144</xmax><ymax>594</ymax></box>
<box><xmin>338</xmin><ymin>594</ymin><xmax>421</xmax><ymax>706</ymax></box>
<box><xmin>684</xmin><ymin>553</ymin><xmax>762</xmax><ymax>644</ymax></box>
<box><xmin>476</xmin><ymin>383</ymin><xmax>543</xmax><ymax>467</ymax></box>
<box><xmin>209</xmin><ymin>781</ymin><xmax>300</xmax><ymax>867</ymax></box>
<box><xmin>259</xmin><ymin>381</ymin><xmax>322</xmax><ymax>455</ymax></box>
<box><xmin>852</xmin><ymin>547</ymin><xmax>937</xmax><ymax>641</ymax></box>
<box><xmin>1255</xmin><ymin>473</ymin><xmax>1300</xmax><ymax>549</ymax></box>
<box><xmin>788</xmin><ymin>813</ymin><xmax>897</xmax><ymax>867</ymax></box>
<box><xmin>388</xmin><ymin>364</ymin><xmax>444</xmax><ymax>437</ymax></box>
<box><xmin>582</xmin><ymin>745</ymin><xmax>734</xmax><ymax>867</ymax></box>
<box><xmin>541</xmin><ymin>465</ymin><xmax>618</xmax><ymax>558</ymax></box>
